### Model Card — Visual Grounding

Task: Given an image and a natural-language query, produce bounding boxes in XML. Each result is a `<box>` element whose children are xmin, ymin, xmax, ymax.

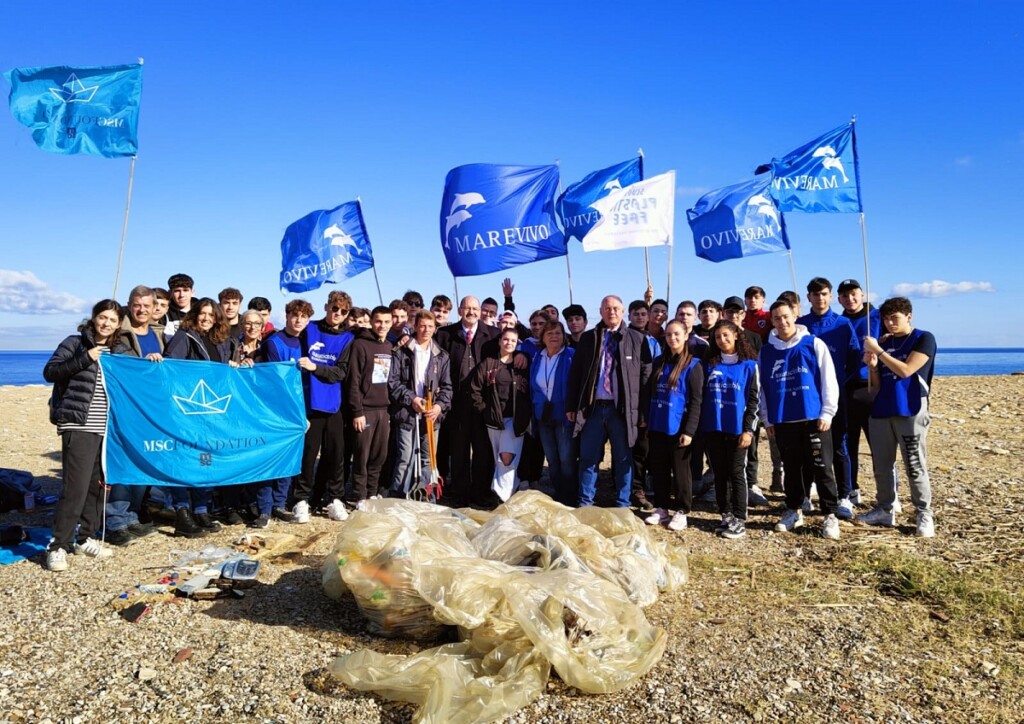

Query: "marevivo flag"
<box><xmin>581</xmin><ymin>171</ymin><xmax>675</xmax><ymax>252</ymax></box>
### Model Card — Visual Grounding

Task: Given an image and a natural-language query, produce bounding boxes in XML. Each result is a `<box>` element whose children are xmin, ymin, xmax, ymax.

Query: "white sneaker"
<box><xmin>808</xmin><ymin>483</ymin><xmax>818</xmax><ymax>500</ymax></box>
<box><xmin>849</xmin><ymin>488</ymin><xmax>861</xmax><ymax>506</ymax></box>
<box><xmin>645</xmin><ymin>508</ymin><xmax>670</xmax><ymax>526</ymax></box>
<box><xmin>822</xmin><ymin>514</ymin><xmax>841</xmax><ymax>540</ymax></box>
<box><xmin>893</xmin><ymin>498</ymin><xmax>903</xmax><ymax>514</ymax></box>
<box><xmin>46</xmin><ymin>548</ymin><xmax>69</xmax><ymax>572</ymax></box>
<box><xmin>775</xmin><ymin>508</ymin><xmax>805</xmax><ymax>532</ymax></box>
<box><xmin>292</xmin><ymin>500</ymin><xmax>311</xmax><ymax>524</ymax></box>
<box><xmin>325</xmin><ymin>499</ymin><xmax>349</xmax><ymax>521</ymax></box>
<box><xmin>748</xmin><ymin>485</ymin><xmax>769</xmax><ymax>507</ymax></box>
<box><xmin>836</xmin><ymin>498</ymin><xmax>855</xmax><ymax>521</ymax></box>
<box><xmin>915</xmin><ymin>511</ymin><xmax>935</xmax><ymax>538</ymax></box>
<box><xmin>73</xmin><ymin>538</ymin><xmax>113</xmax><ymax>558</ymax></box>
<box><xmin>667</xmin><ymin>511</ymin><xmax>688</xmax><ymax>532</ymax></box>
<box><xmin>858</xmin><ymin>506</ymin><xmax>896</xmax><ymax>527</ymax></box>
<box><xmin>801</xmin><ymin>496</ymin><xmax>813</xmax><ymax>514</ymax></box>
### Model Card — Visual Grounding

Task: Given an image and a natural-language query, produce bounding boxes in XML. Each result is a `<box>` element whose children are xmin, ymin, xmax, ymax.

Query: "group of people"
<box><xmin>41</xmin><ymin>272</ymin><xmax>937</xmax><ymax>572</ymax></box>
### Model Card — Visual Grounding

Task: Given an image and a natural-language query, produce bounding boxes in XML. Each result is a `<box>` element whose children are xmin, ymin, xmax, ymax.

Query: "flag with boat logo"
<box><xmin>4</xmin><ymin>63</ymin><xmax>143</xmax><ymax>158</ymax></box>
<box><xmin>100</xmin><ymin>355</ymin><xmax>306</xmax><ymax>487</ymax></box>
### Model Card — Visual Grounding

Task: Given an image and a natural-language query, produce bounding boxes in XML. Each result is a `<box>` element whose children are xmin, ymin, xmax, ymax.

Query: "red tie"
<box><xmin>466</xmin><ymin>327</ymin><xmax>473</xmax><ymax>346</ymax></box>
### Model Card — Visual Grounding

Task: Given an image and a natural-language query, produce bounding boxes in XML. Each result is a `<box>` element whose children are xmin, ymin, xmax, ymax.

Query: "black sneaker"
<box><xmin>174</xmin><ymin>508</ymin><xmax>207</xmax><ymax>539</ymax></box>
<box><xmin>721</xmin><ymin>518</ymin><xmax>747</xmax><ymax>540</ymax></box>
<box><xmin>248</xmin><ymin>514</ymin><xmax>270</xmax><ymax>529</ymax></box>
<box><xmin>194</xmin><ymin>512</ymin><xmax>223</xmax><ymax>532</ymax></box>
<box><xmin>105</xmin><ymin>528</ymin><xmax>136</xmax><ymax>546</ymax></box>
<box><xmin>271</xmin><ymin>507</ymin><xmax>295</xmax><ymax>522</ymax></box>
<box><xmin>127</xmin><ymin>522</ymin><xmax>157</xmax><ymax>539</ymax></box>
<box><xmin>218</xmin><ymin>509</ymin><xmax>245</xmax><ymax>526</ymax></box>
<box><xmin>631</xmin><ymin>492</ymin><xmax>656</xmax><ymax>512</ymax></box>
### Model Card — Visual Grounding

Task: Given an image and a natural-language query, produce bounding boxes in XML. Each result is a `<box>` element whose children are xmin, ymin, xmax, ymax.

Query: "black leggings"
<box><xmin>705</xmin><ymin>432</ymin><xmax>747</xmax><ymax>520</ymax></box>
<box><xmin>647</xmin><ymin>431</ymin><xmax>694</xmax><ymax>513</ymax></box>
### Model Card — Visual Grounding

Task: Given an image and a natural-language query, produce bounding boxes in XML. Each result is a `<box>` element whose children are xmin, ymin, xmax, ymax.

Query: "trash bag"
<box><xmin>323</xmin><ymin>491</ymin><xmax>686</xmax><ymax>722</ymax></box>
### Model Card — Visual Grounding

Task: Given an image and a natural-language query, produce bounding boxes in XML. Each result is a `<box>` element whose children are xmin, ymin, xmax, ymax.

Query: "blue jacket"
<box><xmin>797</xmin><ymin>308</ymin><xmax>861</xmax><ymax>386</ymax></box>
<box><xmin>530</xmin><ymin>346</ymin><xmax>574</xmax><ymax>426</ymax></box>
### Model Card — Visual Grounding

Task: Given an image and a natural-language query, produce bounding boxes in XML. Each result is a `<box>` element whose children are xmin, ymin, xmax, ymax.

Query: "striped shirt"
<box><xmin>57</xmin><ymin>348</ymin><xmax>109</xmax><ymax>436</ymax></box>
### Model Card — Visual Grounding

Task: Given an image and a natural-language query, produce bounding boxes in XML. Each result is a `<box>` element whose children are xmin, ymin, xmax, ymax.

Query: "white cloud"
<box><xmin>676</xmin><ymin>185</ymin><xmax>710</xmax><ymax>197</ymax></box>
<box><xmin>890</xmin><ymin>280</ymin><xmax>995</xmax><ymax>299</ymax></box>
<box><xmin>953</xmin><ymin>155</ymin><xmax>973</xmax><ymax>167</ymax></box>
<box><xmin>0</xmin><ymin>269</ymin><xmax>90</xmax><ymax>315</ymax></box>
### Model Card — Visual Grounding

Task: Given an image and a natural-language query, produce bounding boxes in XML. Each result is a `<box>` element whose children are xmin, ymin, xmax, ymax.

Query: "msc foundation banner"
<box><xmin>100</xmin><ymin>356</ymin><xmax>306</xmax><ymax>487</ymax></box>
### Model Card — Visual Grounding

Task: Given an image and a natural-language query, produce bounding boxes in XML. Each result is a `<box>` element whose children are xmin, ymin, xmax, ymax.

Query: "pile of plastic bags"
<box><xmin>322</xmin><ymin>491</ymin><xmax>687</xmax><ymax>724</ymax></box>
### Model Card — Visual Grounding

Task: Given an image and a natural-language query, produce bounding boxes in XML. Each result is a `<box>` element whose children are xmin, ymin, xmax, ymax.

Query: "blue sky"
<box><xmin>1</xmin><ymin>2</ymin><xmax>1019</xmax><ymax>349</ymax></box>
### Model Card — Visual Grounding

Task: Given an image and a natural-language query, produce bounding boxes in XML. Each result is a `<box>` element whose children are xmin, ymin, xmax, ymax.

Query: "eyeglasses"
<box><xmin>330</xmin><ymin>306</ymin><xmax>350</xmax><ymax>314</ymax></box>
<box><xmin>243</xmin><ymin>321</ymin><xmax>263</xmax><ymax>327</ymax></box>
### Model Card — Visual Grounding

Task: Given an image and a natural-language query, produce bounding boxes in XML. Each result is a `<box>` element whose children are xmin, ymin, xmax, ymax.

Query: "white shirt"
<box><xmin>413</xmin><ymin>341</ymin><xmax>431</xmax><ymax>397</ymax></box>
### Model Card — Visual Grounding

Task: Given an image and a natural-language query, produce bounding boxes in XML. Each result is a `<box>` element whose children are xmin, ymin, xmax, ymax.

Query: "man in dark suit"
<box><xmin>434</xmin><ymin>295</ymin><xmax>499</xmax><ymax>506</ymax></box>
<box><xmin>567</xmin><ymin>295</ymin><xmax>653</xmax><ymax>508</ymax></box>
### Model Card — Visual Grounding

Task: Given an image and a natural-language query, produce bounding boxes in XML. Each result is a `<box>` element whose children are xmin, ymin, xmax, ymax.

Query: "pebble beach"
<box><xmin>1</xmin><ymin>377</ymin><xmax>1022</xmax><ymax>723</ymax></box>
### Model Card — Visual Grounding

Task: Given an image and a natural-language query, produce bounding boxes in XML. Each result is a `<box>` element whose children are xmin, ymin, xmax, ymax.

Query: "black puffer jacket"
<box><xmin>43</xmin><ymin>329</ymin><xmax>130</xmax><ymax>426</ymax></box>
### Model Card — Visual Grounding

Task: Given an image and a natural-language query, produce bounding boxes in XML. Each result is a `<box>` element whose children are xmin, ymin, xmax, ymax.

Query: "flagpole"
<box><xmin>555</xmin><ymin>160</ymin><xmax>573</xmax><ymax>304</ymax></box>
<box><xmin>786</xmin><ymin>250</ymin><xmax>798</xmax><ymax>292</ymax></box>
<box><xmin>356</xmin><ymin>196</ymin><xmax>384</xmax><ymax>305</ymax></box>
<box><xmin>111</xmin><ymin>155</ymin><xmax>137</xmax><ymax>299</ymax></box>
<box><xmin>453</xmin><ymin>276</ymin><xmax>460</xmax><ymax>303</ymax></box>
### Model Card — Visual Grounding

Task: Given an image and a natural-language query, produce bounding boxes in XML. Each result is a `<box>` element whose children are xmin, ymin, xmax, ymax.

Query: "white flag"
<box><xmin>581</xmin><ymin>170</ymin><xmax>676</xmax><ymax>252</ymax></box>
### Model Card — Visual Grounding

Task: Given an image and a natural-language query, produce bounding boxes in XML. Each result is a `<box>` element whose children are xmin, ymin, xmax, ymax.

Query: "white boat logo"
<box><xmin>173</xmin><ymin>380</ymin><xmax>232</xmax><ymax>415</ymax></box>
<box><xmin>49</xmin><ymin>73</ymin><xmax>99</xmax><ymax>104</ymax></box>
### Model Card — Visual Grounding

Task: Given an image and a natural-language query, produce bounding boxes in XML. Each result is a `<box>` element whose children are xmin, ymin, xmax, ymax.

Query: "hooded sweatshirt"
<box><xmin>345</xmin><ymin>328</ymin><xmax>394</xmax><ymax>416</ymax></box>
<box><xmin>758</xmin><ymin>324</ymin><xmax>838</xmax><ymax>426</ymax></box>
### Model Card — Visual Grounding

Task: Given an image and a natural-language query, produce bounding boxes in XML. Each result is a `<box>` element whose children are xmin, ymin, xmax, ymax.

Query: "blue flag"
<box><xmin>101</xmin><ymin>356</ymin><xmax>306</xmax><ymax>487</ymax></box>
<box><xmin>4</xmin><ymin>63</ymin><xmax>142</xmax><ymax>158</ymax></box>
<box><xmin>557</xmin><ymin>157</ymin><xmax>644</xmax><ymax>242</ymax></box>
<box><xmin>687</xmin><ymin>176</ymin><xmax>790</xmax><ymax>263</ymax></box>
<box><xmin>769</xmin><ymin>122</ymin><xmax>862</xmax><ymax>213</ymax></box>
<box><xmin>280</xmin><ymin>200</ymin><xmax>375</xmax><ymax>293</ymax></box>
<box><xmin>440</xmin><ymin>163</ymin><xmax>566</xmax><ymax>277</ymax></box>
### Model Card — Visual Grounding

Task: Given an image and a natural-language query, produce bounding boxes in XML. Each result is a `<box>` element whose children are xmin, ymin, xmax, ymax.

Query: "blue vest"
<box><xmin>759</xmin><ymin>336</ymin><xmax>823</xmax><ymax>424</ymax></box>
<box><xmin>303</xmin><ymin>324</ymin><xmax>353</xmax><ymax>414</ymax></box>
<box><xmin>648</xmin><ymin>357</ymin><xmax>699</xmax><ymax>435</ymax></box>
<box><xmin>700</xmin><ymin>359</ymin><xmax>757</xmax><ymax>435</ymax></box>
<box><xmin>873</xmin><ymin>329</ymin><xmax>927</xmax><ymax>417</ymax></box>
<box><xmin>265</xmin><ymin>333</ymin><xmax>302</xmax><ymax>362</ymax></box>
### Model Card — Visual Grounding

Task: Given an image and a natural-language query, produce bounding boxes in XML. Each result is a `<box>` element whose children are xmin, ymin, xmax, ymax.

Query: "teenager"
<box><xmin>562</xmin><ymin>303</ymin><xmax>588</xmax><ymax>349</ymax></box>
<box><xmin>470</xmin><ymin>327</ymin><xmax>532</xmax><ymax>504</ymax></box>
<box><xmin>837</xmin><ymin>278</ymin><xmax>882</xmax><ymax>504</ymax></box>
<box><xmin>43</xmin><ymin>300</ymin><xmax>131</xmax><ymax>570</ymax></box>
<box><xmin>163</xmin><ymin>272</ymin><xmax>194</xmax><ymax>339</ymax></box>
<box><xmin>693</xmin><ymin>299</ymin><xmax>722</xmax><ymax>342</ymax></box>
<box><xmin>346</xmin><ymin>306</ymin><xmax>394</xmax><ymax>503</ymax></box>
<box><xmin>164</xmin><ymin>298</ymin><xmax>239</xmax><ymax>536</ymax></box>
<box><xmin>701</xmin><ymin>321</ymin><xmax>759</xmax><ymax>539</ymax></box>
<box><xmin>760</xmin><ymin>300</ymin><xmax>841</xmax><ymax>539</ymax></box>
<box><xmin>743</xmin><ymin>285</ymin><xmax>772</xmax><ymax>343</ymax></box>
<box><xmin>857</xmin><ymin>297</ymin><xmax>937</xmax><ymax>537</ymax></box>
<box><xmin>798</xmin><ymin>277</ymin><xmax>861</xmax><ymax>520</ymax></box>
<box><xmin>291</xmin><ymin>291</ymin><xmax>354</xmax><ymax>521</ymax></box>
<box><xmin>644</xmin><ymin>320</ymin><xmax>703</xmax><ymax>531</ymax></box>
<box><xmin>219</xmin><ymin>287</ymin><xmax>244</xmax><ymax>339</ymax></box>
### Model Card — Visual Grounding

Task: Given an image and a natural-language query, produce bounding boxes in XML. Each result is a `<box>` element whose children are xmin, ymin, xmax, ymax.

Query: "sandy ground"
<box><xmin>1</xmin><ymin>377</ymin><xmax>1022</xmax><ymax>723</ymax></box>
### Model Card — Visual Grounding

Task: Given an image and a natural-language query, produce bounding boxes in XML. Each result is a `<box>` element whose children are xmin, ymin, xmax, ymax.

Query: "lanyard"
<box><xmin>542</xmin><ymin>349</ymin><xmax>561</xmax><ymax>398</ymax></box>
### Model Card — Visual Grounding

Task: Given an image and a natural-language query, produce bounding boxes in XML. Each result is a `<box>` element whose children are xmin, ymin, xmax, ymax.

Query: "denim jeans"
<box><xmin>252</xmin><ymin>477</ymin><xmax>291</xmax><ymax>516</ymax></box>
<box><xmin>168</xmin><ymin>486</ymin><xmax>212</xmax><ymax>514</ymax></box>
<box><xmin>578</xmin><ymin>402</ymin><xmax>633</xmax><ymax>508</ymax></box>
<box><xmin>105</xmin><ymin>483</ymin><xmax>145</xmax><ymax>531</ymax></box>
<box><xmin>391</xmin><ymin>420</ymin><xmax>435</xmax><ymax>496</ymax></box>
<box><xmin>536</xmin><ymin>418</ymin><xmax>577</xmax><ymax>506</ymax></box>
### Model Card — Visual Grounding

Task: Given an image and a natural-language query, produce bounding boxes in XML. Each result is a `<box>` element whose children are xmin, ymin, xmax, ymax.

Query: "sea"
<box><xmin>1</xmin><ymin>348</ymin><xmax>1023</xmax><ymax>386</ymax></box>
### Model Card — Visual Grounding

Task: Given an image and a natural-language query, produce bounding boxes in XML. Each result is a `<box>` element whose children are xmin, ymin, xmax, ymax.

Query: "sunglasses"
<box><xmin>330</xmin><ymin>306</ymin><xmax>350</xmax><ymax>314</ymax></box>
